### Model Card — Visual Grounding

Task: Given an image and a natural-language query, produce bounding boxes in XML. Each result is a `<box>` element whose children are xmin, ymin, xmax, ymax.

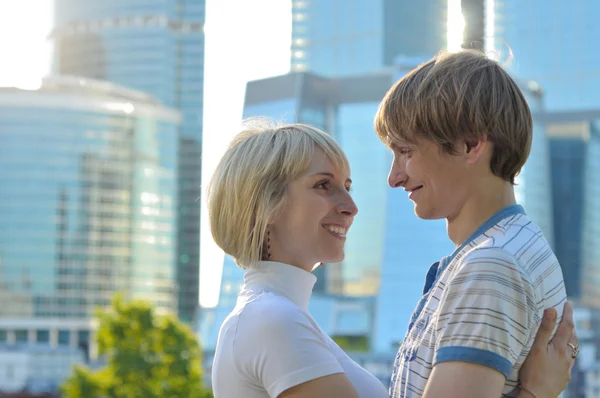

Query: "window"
<box><xmin>78</xmin><ymin>330</ymin><xmax>90</xmax><ymax>345</ymax></box>
<box><xmin>58</xmin><ymin>330</ymin><xmax>70</xmax><ymax>345</ymax></box>
<box><xmin>36</xmin><ymin>330</ymin><xmax>50</xmax><ymax>344</ymax></box>
<box><xmin>15</xmin><ymin>330</ymin><xmax>28</xmax><ymax>343</ymax></box>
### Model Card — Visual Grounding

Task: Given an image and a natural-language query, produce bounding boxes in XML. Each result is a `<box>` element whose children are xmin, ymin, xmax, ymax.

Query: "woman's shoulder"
<box><xmin>236</xmin><ymin>292</ymin><xmax>319</xmax><ymax>339</ymax></box>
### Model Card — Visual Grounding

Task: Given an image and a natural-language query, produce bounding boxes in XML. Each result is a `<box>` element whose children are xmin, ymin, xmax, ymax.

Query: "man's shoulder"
<box><xmin>461</xmin><ymin>215</ymin><xmax>555</xmax><ymax>272</ymax></box>
<box><xmin>486</xmin><ymin>213</ymin><xmax>552</xmax><ymax>255</ymax></box>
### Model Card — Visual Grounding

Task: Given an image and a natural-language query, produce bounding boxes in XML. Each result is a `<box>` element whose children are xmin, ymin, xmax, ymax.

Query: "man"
<box><xmin>374</xmin><ymin>50</ymin><xmax>576</xmax><ymax>397</ymax></box>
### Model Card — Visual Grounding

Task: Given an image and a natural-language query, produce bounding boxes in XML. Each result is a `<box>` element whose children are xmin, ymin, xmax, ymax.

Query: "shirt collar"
<box><xmin>243</xmin><ymin>261</ymin><xmax>317</xmax><ymax>311</ymax></box>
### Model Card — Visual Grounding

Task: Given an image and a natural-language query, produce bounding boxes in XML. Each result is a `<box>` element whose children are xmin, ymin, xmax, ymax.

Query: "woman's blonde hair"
<box><xmin>207</xmin><ymin>118</ymin><xmax>350</xmax><ymax>269</ymax></box>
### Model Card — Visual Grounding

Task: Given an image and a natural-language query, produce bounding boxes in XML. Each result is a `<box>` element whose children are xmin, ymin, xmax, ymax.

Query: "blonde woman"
<box><xmin>209</xmin><ymin>120</ymin><xmax>575</xmax><ymax>398</ymax></box>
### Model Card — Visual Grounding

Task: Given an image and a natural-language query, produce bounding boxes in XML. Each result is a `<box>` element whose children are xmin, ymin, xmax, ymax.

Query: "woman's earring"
<box><xmin>266</xmin><ymin>226</ymin><xmax>271</xmax><ymax>259</ymax></box>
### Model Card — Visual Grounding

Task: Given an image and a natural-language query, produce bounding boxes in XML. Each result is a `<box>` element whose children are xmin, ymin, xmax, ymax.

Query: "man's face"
<box><xmin>387</xmin><ymin>138</ymin><xmax>470</xmax><ymax>220</ymax></box>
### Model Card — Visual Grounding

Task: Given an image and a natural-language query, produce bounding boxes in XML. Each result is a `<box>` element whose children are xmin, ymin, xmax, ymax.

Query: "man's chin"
<box><xmin>414</xmin><ymin>206</ymin><xmax>443</xmax><ymax>220</ymax></box>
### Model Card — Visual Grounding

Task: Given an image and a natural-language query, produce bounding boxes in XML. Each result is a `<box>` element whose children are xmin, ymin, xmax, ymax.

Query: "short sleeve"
<box><xmin>234</xmin><ymin>296</ymin><xmax>344</xmax><ymax>397</ymax></box>
<box><xmin>433</xmin><ymin>248</ymin><xmax>538</xmax><ymax>379</ymax></box>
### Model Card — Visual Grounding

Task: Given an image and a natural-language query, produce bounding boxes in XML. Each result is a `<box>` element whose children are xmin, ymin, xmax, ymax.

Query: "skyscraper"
<box><xmin>0</xmin><ymin>76</ymin><xmax>180</xmax><ymax>319</ymax></box>
<box><xmin>545</xmin><ymin>119</ymin><xmax>587</xmax><ymax>299</ymax></box>
<box><xmin>291</xmin><ymin>0</ymin><xmax>447</xmax><ymax>77</ymax></box>
<box><xmin>51</xmin><ymin>0</ymin><xmax>205</xmax><ymax>322</ymax></box>
<box><xmin>513</xmin><ymin>81</ymin><xmax>555</xmax><ymax>243</ymax></box>
<box><xmin>492</xmin><ymin>0</ymin><xmax>600</xmax><ymax>111</ymax></box>
<box><xmin>578</xmin><ymin>116</ymin><xmax>600</xmax><ymax>308</ymax></box>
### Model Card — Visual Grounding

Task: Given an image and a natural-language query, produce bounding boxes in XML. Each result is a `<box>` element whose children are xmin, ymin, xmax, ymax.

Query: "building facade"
<box><xmin>0</xmin><ymin>77</ymin><xmax>180</xmax><ymax>319</ymax></box>
<box><xmin>581</xmin><ymin>120</ymin><xmax>600</xmax><ymax>309</ymax></box>
<box><xmin>291</xmin><ymin>0</ymin><xmax>447</xmax><ymax>76</ymax></box>
<box><xmin>492</xmin><ymin>0</ymin><xmax>600</xmax><ymax>111</ymax></box>
<box><xmin>51</xmin><ymin>0</ymin><xmax>205</xmax><ymax>322</ymax></box>
<box><xmin>513</xmin><ymin>81</ymin><xmax>555</xmax><ymax>244</ymax></box>
<box><xmin>539</xmin><ymin>110</ymin><xmax>600</xmax><ymax>307</ymax></box>
<box><xmin>547</xmin><ymin>121</ymin><xmax>587</xmax><ymax>298</ymax></box>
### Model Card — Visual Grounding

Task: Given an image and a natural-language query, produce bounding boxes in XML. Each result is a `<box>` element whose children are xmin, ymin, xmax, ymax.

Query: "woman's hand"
<box><xmin>518</xmin><ymin>301</ymin><xmax>578</xmax><ymax>398</ymax></box>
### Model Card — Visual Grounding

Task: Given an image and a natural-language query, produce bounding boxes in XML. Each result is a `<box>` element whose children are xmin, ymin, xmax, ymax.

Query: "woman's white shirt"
<box><xmin>211</xmin><ymin>261</ymin><xmax>389</xmax><ymax>398</ymax></box>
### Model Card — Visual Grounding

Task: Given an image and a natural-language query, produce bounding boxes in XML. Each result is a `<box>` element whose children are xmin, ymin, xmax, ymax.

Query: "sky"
<box><xmin>0</xmin><ymin>0</ymin><xmax>468</xmax><ymax>308</ymax></box>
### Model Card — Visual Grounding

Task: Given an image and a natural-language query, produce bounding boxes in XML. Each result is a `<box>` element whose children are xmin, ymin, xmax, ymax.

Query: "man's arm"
<box><xmin>423</xmin><ymin>362</ymin><xmax>505</xmax><ymax>398</ymax></box>
<box><xmin>424</xmin><ymin>247</ymin><xmax>538</xmax><ymax>398</ymax></box>
<box><xmin>424</xmin><ymin>303</ymin><xmax>577</xmax><ymax>398</ymax></box>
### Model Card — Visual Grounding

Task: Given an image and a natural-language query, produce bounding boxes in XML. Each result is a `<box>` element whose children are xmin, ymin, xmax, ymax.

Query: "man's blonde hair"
<box><xmin>375</xmin><ymin>50</ymin><xmax>532</xmax><ymax>184</ymax></box>
<box><xmin>208</xmin><ymin>119</ymin><xmax>350</xmax><ymax>269</ymax></box>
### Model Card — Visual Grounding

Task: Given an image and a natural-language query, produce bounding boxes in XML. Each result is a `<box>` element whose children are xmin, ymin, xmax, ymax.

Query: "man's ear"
<box><xmin>463</xmin><ymin>137</ymin><xmax>488</xmax><ymax>164</ymax></box>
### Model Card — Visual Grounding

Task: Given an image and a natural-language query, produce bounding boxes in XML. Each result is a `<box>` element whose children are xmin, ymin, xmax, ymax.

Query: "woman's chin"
<box><xmin>319</xmin><ymin>252</ymin><xmax>345</xmax><ymax>265</ymax></box>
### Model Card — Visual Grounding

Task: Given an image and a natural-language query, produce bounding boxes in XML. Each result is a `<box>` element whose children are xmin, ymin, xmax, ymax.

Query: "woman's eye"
<box><xmin>315</xmin><ymin>181</ymin><xmax>330</xmax><ymax>189</ymax></box>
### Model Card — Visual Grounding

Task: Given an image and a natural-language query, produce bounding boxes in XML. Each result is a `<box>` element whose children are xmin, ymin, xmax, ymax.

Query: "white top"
<box><xmin>211</xmin><ymin>261</ymin><xmax>388</xmax><ymax>398</ymax></box>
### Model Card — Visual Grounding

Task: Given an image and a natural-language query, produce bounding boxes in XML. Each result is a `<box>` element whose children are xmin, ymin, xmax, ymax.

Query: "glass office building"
<box><xmin>546</xmin><ymin>120</ymin><xmax>588</xmax><ymax>299</ymax></box>
<box><xmin>51</xmin><ymin>0</ymin><xmax>205</xmax><ymax>322</ymax></box>
<box><xmin>243</xmin><ymin>71</ymin><xmax>395</xmax><ymax>296</ymax></box>
<box><xmin>580</xmin><ymin>118</ymin><xmax>600</xmax><ymax>308</ymax></box>
<box><xmin>291</xmin><ymin>0</ymin><xmax>447</xmax><ymax>76</ymax></box>
<box><xmin>513</xmin><ymin>81</ymin><xmax>554</xmax><ymax>244</ymax></box>
<box><xmin>493</xmin><ymin>0</ymin><xmax>600</xmax><ymax>111</ymax></box>
<box><xmin>0</xmin><ymin>76</ymin><xmax>180</xmax><ymax>318</ymax></box>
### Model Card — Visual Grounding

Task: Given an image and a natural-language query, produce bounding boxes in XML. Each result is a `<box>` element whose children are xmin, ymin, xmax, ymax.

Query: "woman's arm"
<box><xmin>278</xmin><ymin>374</ymin><xmax>359</xmax><ymax>398</ymax></box>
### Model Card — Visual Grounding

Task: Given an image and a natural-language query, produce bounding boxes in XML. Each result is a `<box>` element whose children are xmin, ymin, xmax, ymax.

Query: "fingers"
<box><xmin>531</xmin><ymin>306</ymin><xmax>557</xmax><ymax>350</ymax></box>
<box><xmin>552</xmin><ymin>301</ymin><xmax>575</xmax><ymax>347</ymax></box>
<box><xmin>568</xmin><ymin>323</ymin><xmax>579</xmax><ymax>348</ymax></box>
<box><xmin>567</xmin><ymin>326</ymin><xmax>579</xmax><ymax>371</ymax></box>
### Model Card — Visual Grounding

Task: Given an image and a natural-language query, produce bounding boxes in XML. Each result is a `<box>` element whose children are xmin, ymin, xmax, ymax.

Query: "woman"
<box><xmin>209</xmin><ymin>120</ymin><xmax>575</xmax><ymax>398</ymax></box>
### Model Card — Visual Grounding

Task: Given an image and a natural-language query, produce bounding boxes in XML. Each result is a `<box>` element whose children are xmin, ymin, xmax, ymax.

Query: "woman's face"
<box><xmin>268</xmin><ymin>147</ymin><xmax>358</xmax><ymax>271</ymax></box>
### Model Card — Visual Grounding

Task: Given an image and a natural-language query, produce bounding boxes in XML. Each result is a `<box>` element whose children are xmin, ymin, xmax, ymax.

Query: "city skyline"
<box><xmin>0</xmin><ymin>0</ymin><xmax>469</xmax><ymax>308</ymax></box>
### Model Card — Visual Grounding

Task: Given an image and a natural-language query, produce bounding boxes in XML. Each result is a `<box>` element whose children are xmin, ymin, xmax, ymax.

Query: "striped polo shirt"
<box><xmin>389</xmin><ymin>205</ymin><xmax>567</xmax><ymax>397</ymax></box>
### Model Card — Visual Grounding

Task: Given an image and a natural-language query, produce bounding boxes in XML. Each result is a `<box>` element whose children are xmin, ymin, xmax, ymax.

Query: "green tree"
<box><xmin>61</xmin><ymin>294</ymin><xmax>213</xmax><ymax>398</ymax></box>
<box><xmin>332</xmin><ymin>335</ymin><xmax>370</xmax><ymax>353</ymax></box>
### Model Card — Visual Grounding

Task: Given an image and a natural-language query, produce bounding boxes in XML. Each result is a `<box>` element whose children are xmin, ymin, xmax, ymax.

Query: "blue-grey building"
<box><xmin>493</xmin><ymin>0</ymin><xmax>600</xmax><ymax>111</ymax></box>
<box><xmin>539</xmin><ymin>111</ymin><xmax>600</xmax><ymax>308</ymax></box>
<box><xmin>546</xmin><ymin>120</ymin><xmax>587</xmax><ymax>299</ymax></box>
<box><xmin>0</xmin><ymin>76</ymin><xmax>180</xmax><ymax>319</ymax></box>
<box><xmin>51</xmin><ymin>0</ymin><xmax>205</xmax><ymax>322</ymax></box>
<box><xmin>535</xmin><ymin>111</ymin><xmax>600</xmax><ymax>304</ymax></box>
<box><xmin>291</xmin><ymin>0</ymin><xmax>447</xmax><ymax>77</ymax></box>
<box><xmin>581</xmin><ymin>122</ymin><xmax>600</xmax><ymax>309</ymax></box>
<box><xmin>513</xmin><ymin>81</ymin><xmax>554</xmax><ymax>244</ymax></box>
<box><xmin>243</xmin><ymin>71</ymin><xmax>395</xmax><ymax>296</ymax></box>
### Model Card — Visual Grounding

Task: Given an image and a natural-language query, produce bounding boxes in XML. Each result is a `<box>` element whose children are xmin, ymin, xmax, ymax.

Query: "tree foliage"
<box><xmin>61</xmin><ymin>295</ymin><xmax>213</xmax><ymax>398</ymax></box>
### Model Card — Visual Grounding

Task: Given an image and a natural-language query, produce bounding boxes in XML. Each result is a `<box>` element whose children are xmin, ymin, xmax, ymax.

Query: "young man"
<box><xmin>375</xmin><ymin>50</ymin><xmax>573</xmax><ymax>397</ymax></box>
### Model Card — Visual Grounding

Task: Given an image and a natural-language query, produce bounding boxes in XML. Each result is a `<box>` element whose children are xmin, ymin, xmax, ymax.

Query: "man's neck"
<box><xmin>447</xmin><ymin>181</ymin><xmax>516</xmax><ymax>247</ymax></box>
